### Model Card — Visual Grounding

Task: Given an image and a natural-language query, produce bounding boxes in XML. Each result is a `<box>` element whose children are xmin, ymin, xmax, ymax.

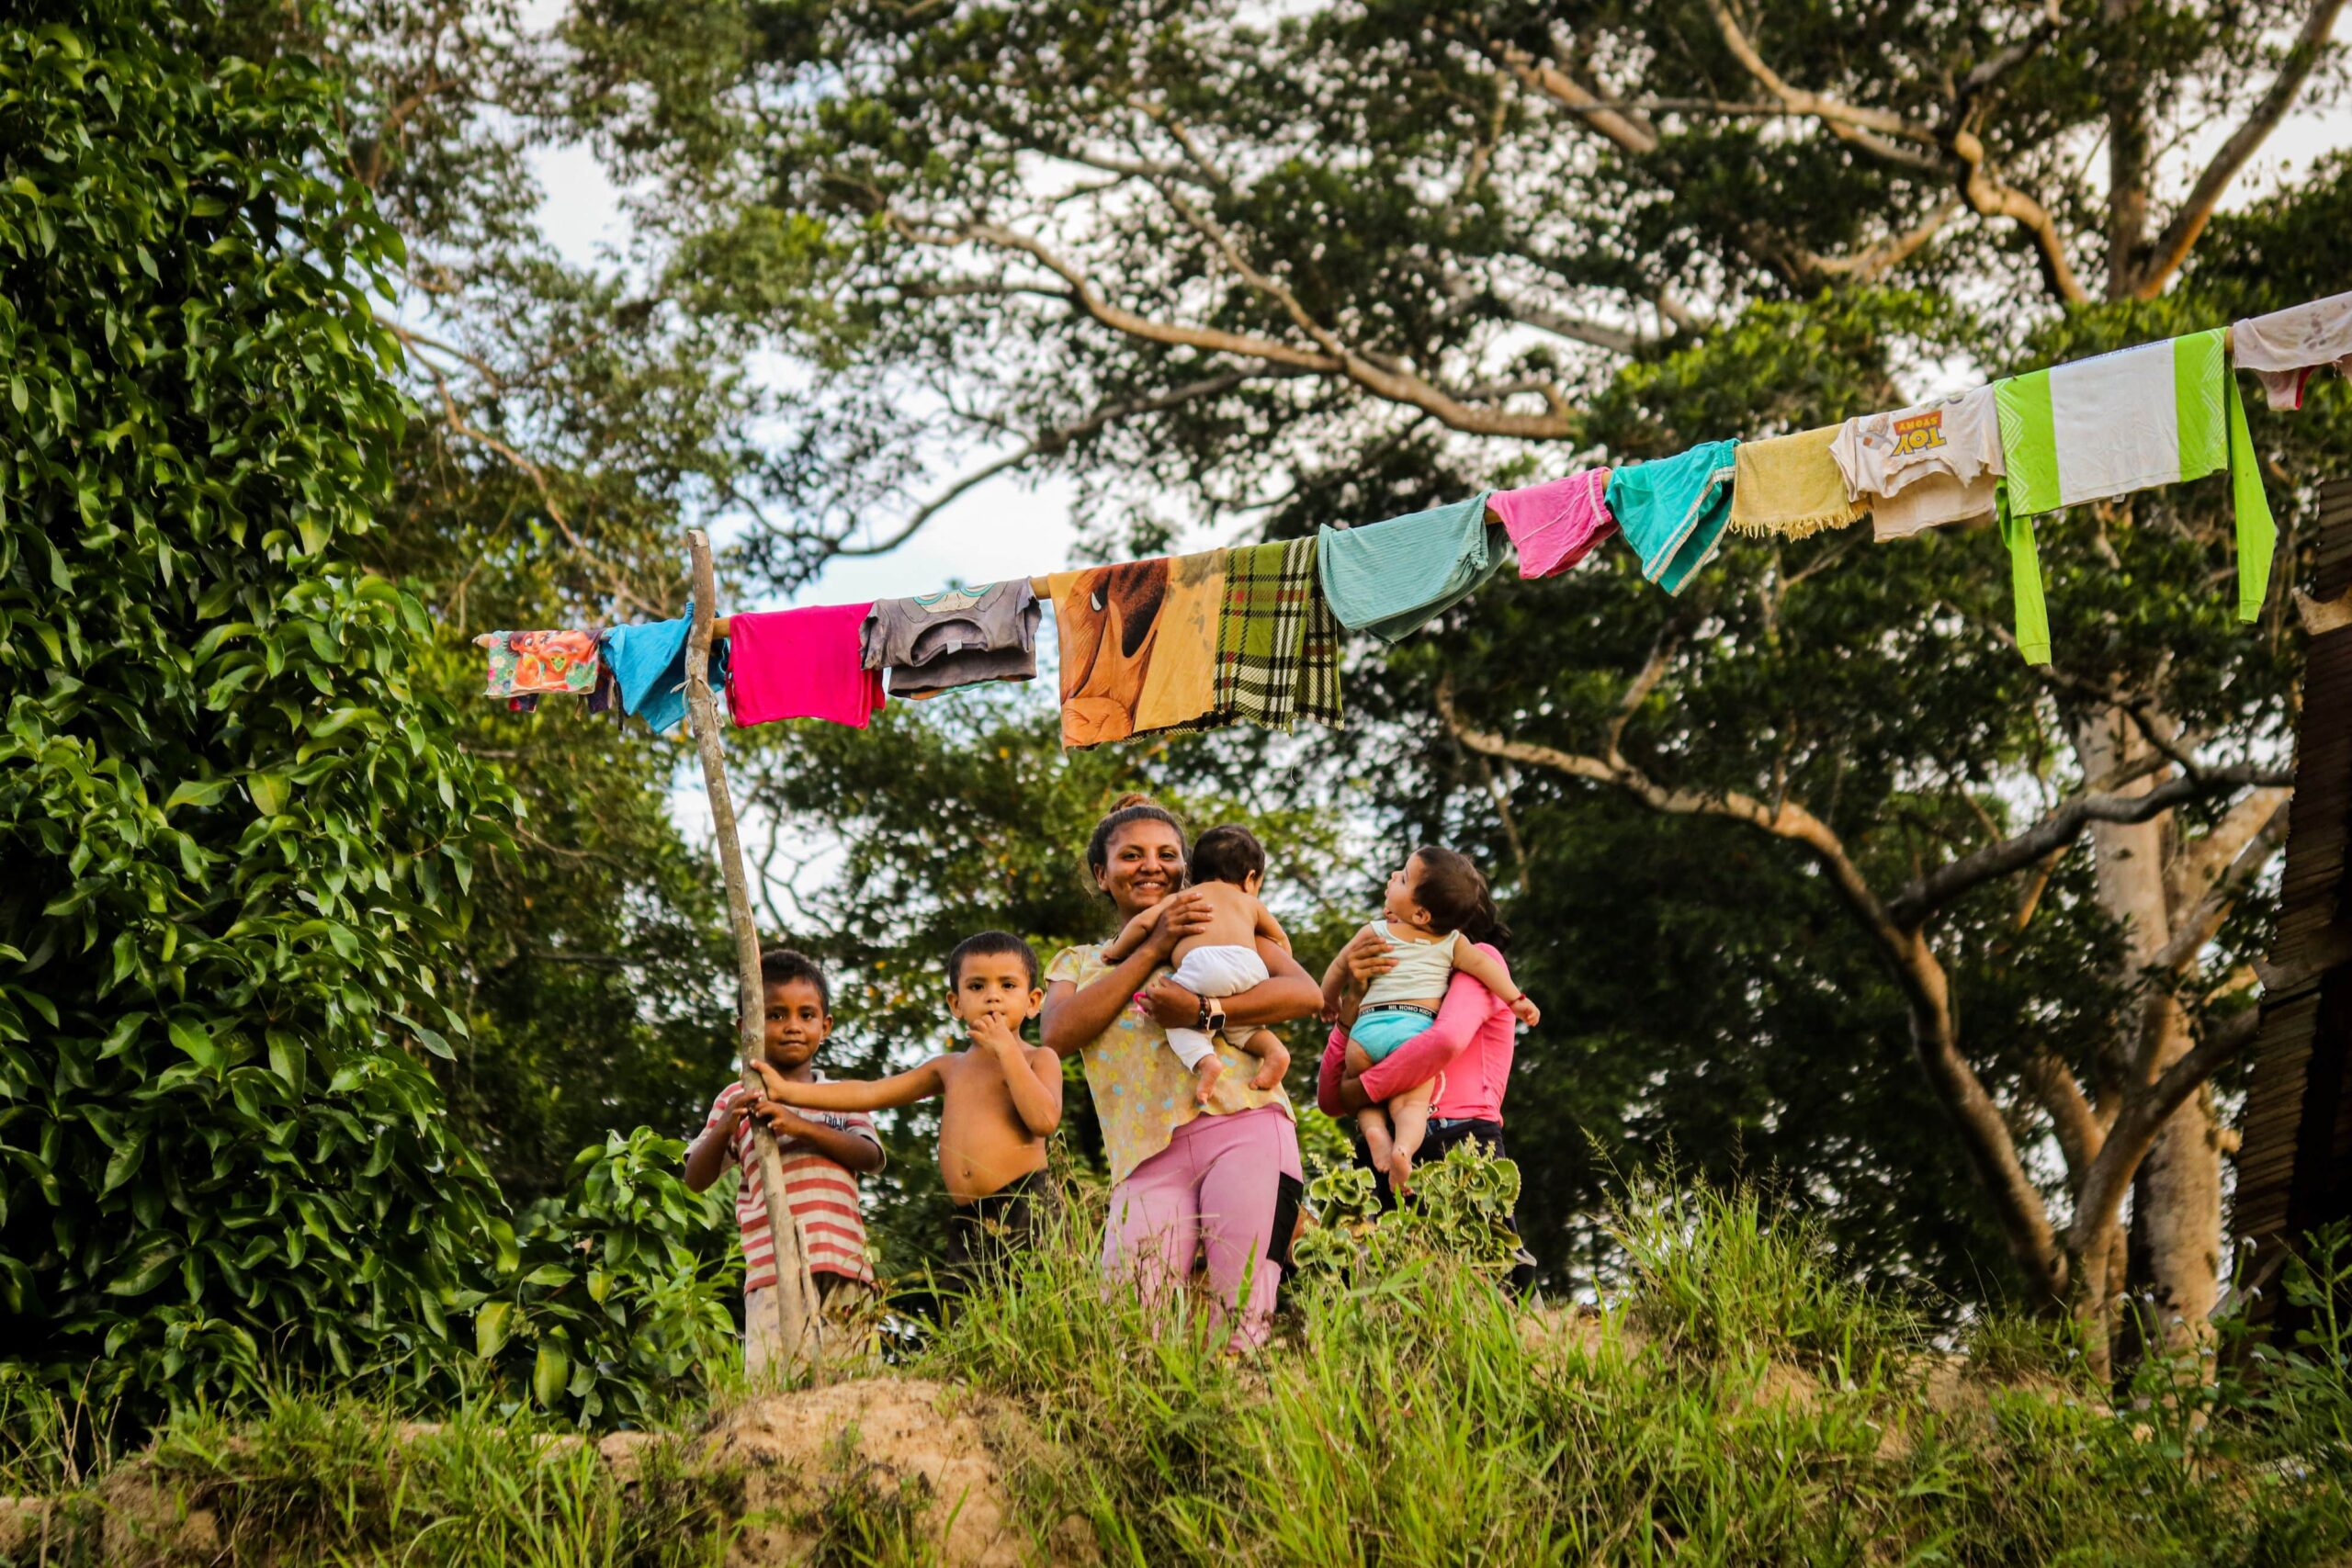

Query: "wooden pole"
<box><xmin>684</xmin><ymin>529</ymin><xmax>823</xmax><ymax>1372</ymax></box>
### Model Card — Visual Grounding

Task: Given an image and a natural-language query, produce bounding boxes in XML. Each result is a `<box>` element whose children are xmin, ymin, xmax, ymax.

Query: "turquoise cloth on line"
<box><xmin>1316</xmin><ymin>491</ymin><xmax>1504</xmax><ymax>644</ymax></box>
<box><xmin>603</xmin><ymin>602</ymin><xmax>728</xmax><ymax>735</ymax></box>
<box><xmin>1604</xmin><ymin>441</ymin><xmax>1739</xmax><ymax>595</ymax></box>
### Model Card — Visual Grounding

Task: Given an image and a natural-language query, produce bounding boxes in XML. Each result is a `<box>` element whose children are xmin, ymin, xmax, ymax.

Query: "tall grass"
<box><xmin>920</xmin><ymin>1173</ymin><xmax>2352</xmax><ymax>1566</ymax></box>
<box><xmin>5</xmin><ymin>1178</ymin><xmax>2349</xmax><ymax>1565</ymax></box>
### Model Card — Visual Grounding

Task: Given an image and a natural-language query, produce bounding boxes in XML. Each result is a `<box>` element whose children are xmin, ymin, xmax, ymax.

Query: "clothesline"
<box><xmin>473</xmin><ymin>288</ymin><xmax>2352</xmax><ymax>745</ymax></box>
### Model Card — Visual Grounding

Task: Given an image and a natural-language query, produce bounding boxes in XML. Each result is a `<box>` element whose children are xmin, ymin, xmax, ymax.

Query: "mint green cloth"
<box><xmin>1317</xmin><ymin>491</ymin><xmax>1504</xmax><ymax>645</ymax></box>
<box><xmin>1603</xmin><ymin>441</ymin><xmax>1739</xmax><ymax>595</ymax></box>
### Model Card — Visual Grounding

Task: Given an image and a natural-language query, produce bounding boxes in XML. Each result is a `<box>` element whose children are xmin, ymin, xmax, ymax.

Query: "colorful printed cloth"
<box><xmin>1317</xmin><ymin>492</ymin><xmax>1503</xmax><ymax>644</ymax></box>
<box><xmin>474</xmin><ymin>629</ymin><xmax>601</xmax><ymax>698</ymax></box>
<box><xmin>1193</xmin><ymin>536</ymin><xmax>1344</xmax><ymax>733</ymax></box>
<box><xmin>1048</xmin><ymin>551</ymin><xmax>1226</xmax><ymax>748</ymax></box>
<box><xmin>1490</xmin><ymin>468</ymin><xmax>1617</xmax><ymax>579</ymax></box>
<box><xmin>1729</xmin><ymin>426</ymin><xmax>1867</xmax><ymax>539</ymax></box>
<box><xmin>1604</xmin><ymin>441</ymin><xmax>1739</xmax><ymax>594</ymax></box>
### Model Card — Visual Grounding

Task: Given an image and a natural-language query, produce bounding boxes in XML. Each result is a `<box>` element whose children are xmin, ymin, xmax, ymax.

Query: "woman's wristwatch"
<box><xmin>1197</xmin><ymin>996</ymin><xmax>1226</xmax><ymax>1034</ymax></box>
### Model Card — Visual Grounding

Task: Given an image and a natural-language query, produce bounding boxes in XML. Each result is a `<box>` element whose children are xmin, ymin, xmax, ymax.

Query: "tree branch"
<box><xmin>1794</xmin><ymin>197</ymin><xmax>1964</xmax><ymax>281</ymax></box>
<box><xmin>2132</xmin><ymin>0</ymin><xmax>2349</xmax><ymax>297</ymax></box>
<box><xmin>1945</xmin><ymin>126</ymin><xmax>2089</xmax><ymax>304</ymax></box>
<box><xmin>1155</xmin><ymin>187</ymin><xmax>1578</xmax><ymax>437</ymax></box>
<box><xmin>2069</xmin><ymin>1007</ymin><xmax>2262</xmax><ymax>1255</ymax></box>
<box><xmin>1886</xmin><ymin>765</ymin><xmax>2291</xmax><ymax>926</ymax></box>
<box><xmin>1701</xmin><ymin>0</ymin><xmax>1948</xmax><ymax>168</ymax></box>
<box><xmin>2026</xmin><ymin>1049</ymin><xmax>2104</xmax><ymax>1184</ymax></box>
<box><xmin>1438</xmin><ymin>680</ymin><xmax>1904</xmax><ymax>959</ymax></box>
<box><xmin>907</xmin><ymin>214</ymin><xmax>1578</xmax><ymax>438</ymax></box>
<box><xmin>1694</xmin><ymin>0</ymin><xmax>2089</xmax><ymax>301</ymax></box>
<box><xmin>390</xmin><ymin>327</ymin><xmax>661</xmax><ymax>618</ymax></box>
<box><xmin>1490</xmin><ymin>39</ymin><xmax>1659</xmax><ymax>154</ymax></box>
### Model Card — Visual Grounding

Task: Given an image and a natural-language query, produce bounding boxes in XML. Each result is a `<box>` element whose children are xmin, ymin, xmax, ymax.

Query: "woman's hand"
<box><xmin>1337</xmin><ymin>924</ymin><xmax>1399</xmax><ymax>986</ymax></box>
<box><xmin>1137</xmin><ymin>888</ymin><xmax>1213</xmax><ymax>962</ymax></box>
<box><xmin>1140</xmin><ymin>976</ymin><xmax>1204</xmax><ymax>1028</ymax></box>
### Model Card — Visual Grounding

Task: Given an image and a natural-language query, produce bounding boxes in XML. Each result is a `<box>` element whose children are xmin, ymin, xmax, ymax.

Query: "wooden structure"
<box><xmin>684</xmin><ymin>530</ymin><xmax>825</xmax><ymax>1371</ymax></box>
<box><xmin>2236</xmin><ymin>477</ymin><xmax>2352</xmax><ymax>1334</ymax></box>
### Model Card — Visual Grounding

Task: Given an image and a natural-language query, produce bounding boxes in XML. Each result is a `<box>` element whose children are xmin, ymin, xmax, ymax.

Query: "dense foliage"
<box><xmin>468</xmin><ymin>1129</ymin><xmax>739</xmax><ymax>1427</ymax></box>
<box><xmin>0</xmin><ymin>0</ymin><xmax>527</xmax><ymax>1407</ymax></box>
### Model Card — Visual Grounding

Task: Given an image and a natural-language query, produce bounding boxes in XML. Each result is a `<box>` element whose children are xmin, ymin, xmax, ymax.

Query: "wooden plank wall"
<box><xmin>2234</xmin><ymin>477</ymin><xmax>2352</xmax><ymax>1326</ymax></box>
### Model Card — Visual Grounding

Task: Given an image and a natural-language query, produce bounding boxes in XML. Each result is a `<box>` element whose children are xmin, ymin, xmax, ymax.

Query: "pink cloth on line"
<box><xmin>727</xmin><ymin>602</ymin><xmax>888</xmax><ymax>728</ymax></box>
<box><xmin>1490</xmin><ymin>468</ymin><xmax>1617</xmax><ymax>579</ymax></box>
<box><xmin>1317</xmin><ymin>947</ymin><xmax>1517</xmax><ymax>1124</ymax></box>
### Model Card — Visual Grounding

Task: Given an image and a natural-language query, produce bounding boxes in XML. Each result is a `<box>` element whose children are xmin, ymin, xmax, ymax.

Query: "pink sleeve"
<box><xmin>1357</xmin><ymin>948</ymin><xmax>1507</xmax><ymax>1102</ymax></box>
<box><xmin>1316</xmin><ymin>1025</ymin><xmax>1352</xmax><ymax>1118</ymax></box>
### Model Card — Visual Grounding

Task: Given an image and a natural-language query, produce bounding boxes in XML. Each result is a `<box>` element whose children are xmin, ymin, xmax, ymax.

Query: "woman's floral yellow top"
<box><xmin>1046</xmin><ymin>942</ymin><xmax>1295</xmax><ymax>1186</ymax></box>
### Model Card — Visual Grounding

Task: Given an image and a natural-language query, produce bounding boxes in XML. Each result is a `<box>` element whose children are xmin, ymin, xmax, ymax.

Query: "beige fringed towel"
<box><xmin>1728</xmin><ymin>425</ymin><xmax>1867</xmax><ymax>538</ymax></box>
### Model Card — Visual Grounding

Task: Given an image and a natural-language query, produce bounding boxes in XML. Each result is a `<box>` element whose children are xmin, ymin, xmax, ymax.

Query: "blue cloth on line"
<box><xmin>602</xmin><ymin>603</ymin><xmax>728</xmax><ymax>735</ymax></box>
<box><xmin>1316</xmin><ymin>491</ymin><xmax>1504</xmax><ymax>644</ymax></box>
<box><xmin>1603</xmin><ymin>441</ymin><xmax>1738</xmax><ymax>595</ymax></box>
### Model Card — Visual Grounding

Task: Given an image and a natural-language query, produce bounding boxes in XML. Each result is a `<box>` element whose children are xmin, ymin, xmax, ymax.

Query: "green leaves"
<box><xmin>468</xmin><ymin>1129</ymin><xmax>738</xmax><ymax>1427</ymax></box>
<box><xmin>0</xmin><ymin>0</ymin><xmax>516</xmax><ymax>1419</ymax></box>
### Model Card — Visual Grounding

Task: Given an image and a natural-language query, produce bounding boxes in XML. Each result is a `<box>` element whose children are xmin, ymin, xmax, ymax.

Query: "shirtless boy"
<box><xmin>1102</xmin><ymin>824</ymin><xmax>1291</xmax><ymax>1102</ymax></box>
<box><xmin>758</xmin><ymin>931</ymin><xmax>1064</xmax><ymax>1274</ymax></box>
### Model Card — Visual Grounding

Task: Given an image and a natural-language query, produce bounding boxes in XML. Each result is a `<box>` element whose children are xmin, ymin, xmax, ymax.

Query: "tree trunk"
<box><xmin>2076</xmin><ymin>712</ymin><xmax>2222</xmax><ymax>1364</ymax></box>
<box><xmin>2135</xmin><ymin>1070</ymin><xmax>2223</xmax><ymax>1350</ymax></box>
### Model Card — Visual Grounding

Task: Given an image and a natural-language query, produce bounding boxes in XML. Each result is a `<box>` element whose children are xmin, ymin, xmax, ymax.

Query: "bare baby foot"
<box><xmin>1193</xmin><ymin>1055</ymin><xmax>1226</xmax><ymax>1104</ymax></box>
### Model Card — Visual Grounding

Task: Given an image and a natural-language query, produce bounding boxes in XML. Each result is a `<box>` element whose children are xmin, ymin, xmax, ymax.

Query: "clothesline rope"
<box><xmin>476</xmin><ymin>289</ymin><xmax>2352</xmax><ymax>721</ymax></box>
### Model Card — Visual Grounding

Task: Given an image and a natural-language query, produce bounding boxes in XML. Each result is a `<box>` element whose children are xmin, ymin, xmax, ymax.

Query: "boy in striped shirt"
<box><xmin>684</xmin><ymin>949</ymin><xmax>885</xmax><ymax>1375</ymax></box>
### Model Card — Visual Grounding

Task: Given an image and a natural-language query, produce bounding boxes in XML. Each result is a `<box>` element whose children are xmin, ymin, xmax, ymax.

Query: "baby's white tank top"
<box><xmin>1359</xmin><ymin>922</ymin><xmax>1462</xmax><ymax>1009</ymax></box>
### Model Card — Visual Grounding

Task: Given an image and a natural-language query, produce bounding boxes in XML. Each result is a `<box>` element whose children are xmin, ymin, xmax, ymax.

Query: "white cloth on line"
<box><xmin>2233</xmin><ymin>291</ymin><xmax>2352</xmax><ymax>411</ymax></box>
<box><xmin>1829</xmin><ymin>386</ymin><xmax>2005</xmax><ymax>541</ymax></box>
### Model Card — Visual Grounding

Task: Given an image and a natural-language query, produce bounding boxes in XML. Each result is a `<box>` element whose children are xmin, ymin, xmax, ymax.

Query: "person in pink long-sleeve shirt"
<box><xmin>1317</xmin><ymin>928</ymin><xmax>1537</xmax><ymax>1289</ymax></box>
<box><xmin>1316</xmin><ymin>960</ymin><xmax>1517</xmax><ymax>1124</ymax></box>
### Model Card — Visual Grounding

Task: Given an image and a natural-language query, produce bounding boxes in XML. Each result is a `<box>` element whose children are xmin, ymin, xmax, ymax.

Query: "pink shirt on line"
<box><xmin>1316</xmin><ymin>944</ymin><xmax>1517</xmax><ymax>1124</ymax></box>
<box><xmin>728</xmin><ymin>601</ymin><xmax>888</xmax><ymax>729</ymax></box>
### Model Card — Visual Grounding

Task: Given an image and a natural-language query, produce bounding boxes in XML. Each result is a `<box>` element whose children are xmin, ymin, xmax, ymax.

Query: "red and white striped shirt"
<box><xmin>705</xmin><ymin>1079</ymin><xmax>880</xmax><ymax>1291</ymax></box>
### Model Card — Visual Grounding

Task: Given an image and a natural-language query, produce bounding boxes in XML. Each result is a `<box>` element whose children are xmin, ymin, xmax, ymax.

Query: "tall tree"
<box><xmin>548</xmin><ymin>0</ymin><xmax>2352</xmax><ymax>1362</ymax></box>
<box><xmin>204</xmin><ymin>0</ymin><xmax>763</xmax><ymax>1190</ymax></box>
<box><xmin>0</xmin><ymin>0</ymin><xmax>517</xmax><ymax>1406</ymax></box>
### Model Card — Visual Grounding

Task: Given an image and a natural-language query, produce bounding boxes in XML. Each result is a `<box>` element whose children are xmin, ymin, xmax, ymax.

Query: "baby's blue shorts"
<box><xmin>1350</xmin><ymin>1004</ymin><xmax>1439</xmax><ymax>1064</ymax></box>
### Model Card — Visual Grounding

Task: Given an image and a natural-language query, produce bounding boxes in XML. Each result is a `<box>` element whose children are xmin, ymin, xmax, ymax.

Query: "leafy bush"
<box><xmin>0</xmin><ymin>0</ymin><xmax>514</xmax><ymax>1412</ymax></box>
<box><xmin>1290</xmin><ymin>1142</ymin><xmax>1525</xmax><ymax>1285</ymax></box>
<box><xmin>466</xmin><ymin>1129</ymin><xmax>740</xmax><ymax>1427</ymax></box>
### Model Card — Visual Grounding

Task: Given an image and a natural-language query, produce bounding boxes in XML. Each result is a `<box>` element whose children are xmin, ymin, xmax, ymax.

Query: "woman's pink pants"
<box><xmin>1101</xmin><ymin>1103</ymin><xmax>1303</xmax><ymax>1350</ymax></box>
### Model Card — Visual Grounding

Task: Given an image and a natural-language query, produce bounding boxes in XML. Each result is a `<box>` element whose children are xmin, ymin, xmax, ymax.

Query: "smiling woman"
<box><xmin>1039</xmin><ymin>795</ymin><xmax>1325</xmax><ymax>1349</ymax></box>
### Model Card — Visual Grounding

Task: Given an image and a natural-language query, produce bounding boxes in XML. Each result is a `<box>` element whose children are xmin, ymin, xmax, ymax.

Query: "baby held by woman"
<box><xmin>1103</xmin><ymin>824</ymin><xmax>1292</xmax><ymax>1101</ymax></box>
<box><xmin>1324</xmin><ymin>847</ymin><xmax>1536</xmax><ymax>1186</ymax></box>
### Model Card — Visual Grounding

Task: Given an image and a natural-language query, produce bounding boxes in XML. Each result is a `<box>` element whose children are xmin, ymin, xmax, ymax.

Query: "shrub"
<box><xmin>0</xmin><ymin>0</ymin><xmax>514</xmax><ymax>1413</ymax></box>
<box><xmin>466</xmin><ymin>1129</ymin><xmax>741</xmax><ymax>1427</ymax></box>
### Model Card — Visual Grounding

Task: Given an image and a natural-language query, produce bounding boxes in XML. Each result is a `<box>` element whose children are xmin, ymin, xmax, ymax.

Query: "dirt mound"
<box><xmin>711</xmin><ymin>1376</ymin><xmax>1084</xmax><ymax>1566</ymax></box>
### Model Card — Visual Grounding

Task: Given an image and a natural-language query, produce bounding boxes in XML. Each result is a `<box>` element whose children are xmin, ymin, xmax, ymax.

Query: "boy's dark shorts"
<box><xmin>944</xmin><ymin>1168</ymin><xmax>1055</xmax><ymax>1280</ymax></box>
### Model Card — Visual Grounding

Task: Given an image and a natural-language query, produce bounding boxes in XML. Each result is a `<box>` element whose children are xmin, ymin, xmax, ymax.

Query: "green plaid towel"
<box><xmin>1211</xmin><ymin>536</ymin><xmax>1345</xmax><ymax>732</ymax></box>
